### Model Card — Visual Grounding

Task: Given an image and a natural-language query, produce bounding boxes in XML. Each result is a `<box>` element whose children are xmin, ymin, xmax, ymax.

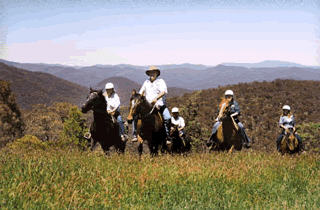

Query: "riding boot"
<box><xmin>207</xmin><ymin>132</ymin><xmax>216</xmax><ymax>147</ymax></box>
<box><xmin>296</xmin><ymin>134</ymin><xmax>304</xmax><ymax>152</ymax></box>
<box><xmin>239</xmin><ymin>128</ymin><xmax>251</xmax><ymax>148</ymax></box>
<box><xmin>276</xmin><ymin>135</ymin><xmax>283</xmax><ymax>151</ymax></box>
<box><xmin>164</xmin><ymin>119</ymin><xmax>172</xmax><ymax>144</ymax></box>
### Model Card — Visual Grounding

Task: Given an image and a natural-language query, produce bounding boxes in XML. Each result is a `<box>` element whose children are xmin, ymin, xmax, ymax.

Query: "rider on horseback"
<box><xmin>132</xmin><ymin>66</ymin><xmax>172</xmax><ymax>143</ymax></box>
<box><xmin>104</xmin><ymin>82</ymin><xmax>126</xmax><ymax>142</ymax></box>
<box><xmin>276</xmin><ymin>105</ymin><xmax>303</xmax><ymax>152</ymax></box>
<box><xmin>208</xmin><ymin>90</ymin><xmax>251</xmax><ymax>148</ymax></box>
<box><xmin>170</xmin><ymin>107</ymin><xmax>186</xmax><ymax>142</ymax></box>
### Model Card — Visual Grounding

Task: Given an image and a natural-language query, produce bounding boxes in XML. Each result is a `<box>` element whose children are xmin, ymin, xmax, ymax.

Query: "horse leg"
<box><xmin>138</xmin><ymin>142</ymin><xmax>143</xmax><ymax>157</ymax></box>
<box><xmin>115</xmin><ymin>139</ymin><xmax>126</xmax><ymax>154</ymax></box>
<box><xmin>90</xmin><ymin>138</ymin><xmax>98</xmax><ymax>151</ymax></box>
<box><xmin>228</xmin><ymin>145</ymin><xmax>234</xmax><ymax>154</ymax></box>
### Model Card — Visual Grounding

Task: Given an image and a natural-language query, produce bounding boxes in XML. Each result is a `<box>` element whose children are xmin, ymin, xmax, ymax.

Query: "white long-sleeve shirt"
<box><xmin>139</xmin><ymin>78</ymin><xmax>167</xmax><ymax>107</ymax></box>
<box><xmin>279</xmin><ymin>115</ymin><xmax>295</xmax><ymax>129</ymax></box>
<box><xmin>171</xmin><ymin>116</ymin><xmax>185</xmax><ymax>129</ymax></box>
<box><xmin>104</xmin><ymin>92</ymin><xmax>120</xmax><ymax>112</ymax></box>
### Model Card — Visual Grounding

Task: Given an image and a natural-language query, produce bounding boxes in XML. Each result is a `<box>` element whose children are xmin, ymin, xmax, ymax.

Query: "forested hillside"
<box><xmin>0</xmin><ymin>62</ymin><xmax>87</xmax><ymax>109</ymax></box>
<box><xmin>168</xmin><ymin>80</ymin><xmax>320</xmax><ymax>152</ymax></box>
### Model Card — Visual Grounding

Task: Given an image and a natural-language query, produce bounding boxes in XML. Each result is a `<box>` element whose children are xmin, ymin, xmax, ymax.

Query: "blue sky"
<box><xmin>0</xmin><ymin>0</ymin><xmax>319</xmax><ymax>66</ymax></box>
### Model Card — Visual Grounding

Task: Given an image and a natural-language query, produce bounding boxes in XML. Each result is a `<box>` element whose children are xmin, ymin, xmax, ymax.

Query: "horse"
<box><xmin>127</xmin><ymin>91</ymin><xmax>166</xmax><ymax>156</ymax></box>
<box><xmin>208</xmin><ymin>98</ymin><xmax>243</xmax><ymax>152</ymax></box>
<box><xmin>168</xmin><ymin>125</ymin><xmax>191</xmax><ymax>154</ymax></box>
<box><xmin>81</xmin><ymin>88</ymin><xmax>125</xmax><ymax>154</ymax></box>
<box><xmin>279</xmin><ymin>128</ymin><xmax>299</xmax><ymax>154</ymax></box>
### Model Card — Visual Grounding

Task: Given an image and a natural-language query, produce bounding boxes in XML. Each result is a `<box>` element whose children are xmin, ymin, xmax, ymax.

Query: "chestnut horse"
<box><xmin>81</xmin><ymin>88</ymin><xmax>125</xmax><ymax>154</ymax></box>
<box><xmin>279</xmin><ymin>128</ymin><xmax>299</xmax><ymax>154</ymax></box>
<box><xmin>127</xmin><ymin>92</ymin><xmax>166</xmax><ymax>156</ymax></box>
<box><xmin>209</xmin><ymin>98</ymin><xmax>243</xmax><ymax>152</ymax></box>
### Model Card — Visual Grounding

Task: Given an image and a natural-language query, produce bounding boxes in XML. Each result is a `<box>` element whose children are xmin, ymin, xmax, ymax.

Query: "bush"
<box><xmin>0</xmin><ymin>80</ymin><xmax>24</xmax><ymax>147</ymax></box>
<box><xmin>23</xmin><ymin>102</ymin><xmax>78</xmax><ymax>142</ymax></box>
<box><xmin>59</xmin><ymin>106</ymin><xmax>89</xmax><ymax>149</ymax></box>
<box><xmin>7</xmin><ymin>135</ymin><xmax>47</xmax><ymax>151</ymax></box>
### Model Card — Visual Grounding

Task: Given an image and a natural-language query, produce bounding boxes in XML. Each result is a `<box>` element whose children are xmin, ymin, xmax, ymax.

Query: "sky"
<box><xmin>0</xmin><ymin>0</ymin><xmax>319</xmax><ymax>66</ymax></box>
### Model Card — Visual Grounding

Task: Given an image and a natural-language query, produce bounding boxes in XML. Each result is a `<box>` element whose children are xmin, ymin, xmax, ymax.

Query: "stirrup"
<box><xmin>131</xmin><ymin>136</ymin><xmax>138</xmax><ymax>142</ymax></box>
<box><xmin>84</xmin><ymin>132</ymin><xmax>91</xmax><ymax>140</ymax></box>
<box><xmin>121</xmin><ymin>135</ymin><xmax>126</xmax><ymax>142</ymax></box>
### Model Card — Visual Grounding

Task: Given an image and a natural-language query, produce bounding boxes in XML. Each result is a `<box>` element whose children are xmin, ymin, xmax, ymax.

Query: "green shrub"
<box><xmin>0</xmin><ymin>80</ymin><xmax>24</xmax><ymax>147</ymax></box>
<box><xmin>7</xmin><ymin>135</ymin><xmax>47</xmax><ymax>151</ymax></box>
<box><xmin>59</xmin><ymin>106</ymin><xmax>89</xmax><ymax>149</ymax></box>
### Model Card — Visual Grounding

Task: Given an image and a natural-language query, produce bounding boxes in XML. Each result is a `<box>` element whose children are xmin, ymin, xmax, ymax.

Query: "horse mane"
<box><xmin>219</xmin><ymin>97</ymin><xmax>232</xmax><ymax>110</ymax></box>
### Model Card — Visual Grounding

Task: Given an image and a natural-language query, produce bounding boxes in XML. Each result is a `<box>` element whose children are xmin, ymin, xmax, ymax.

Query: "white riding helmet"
<box><xmin>105</xmin><ymin>82</ymin><xmax>114</xmax><ymax>90</ymax></box>
<box><xmin>225</xmin><ymin>90</ymin><xmax>234</xmax><ymax>96</ymax></box>
<box><xmin>282</xmin><ymin>105</ymin><xmax>291</xmax><ymax>111</ymax></box>
<box><xmin>172</xmin><ymin>107</ymin><xmax>179</xmax><ymax>113</ymax></box>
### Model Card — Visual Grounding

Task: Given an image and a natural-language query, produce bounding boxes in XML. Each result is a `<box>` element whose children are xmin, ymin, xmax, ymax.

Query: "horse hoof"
<box><xmin>244</xmin><ymin>143</ymin><xmax>251</xmax><ymax>148</ymax></box>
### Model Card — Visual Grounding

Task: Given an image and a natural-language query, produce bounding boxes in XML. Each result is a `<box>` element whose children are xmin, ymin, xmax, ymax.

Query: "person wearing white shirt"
<box><xmin>135</xmin><ymin>66</ymin><xmax>172</xmax><ymax>142</ymax></box>
<box><xmin>170</xmin><ymin>107</ymin><xmax>186</xmax><ymax>140</ymax></box>
<box><xmin>104</xmin><ymin>82</ymin><xmax>126</xmax><ymax>141</ymax></box>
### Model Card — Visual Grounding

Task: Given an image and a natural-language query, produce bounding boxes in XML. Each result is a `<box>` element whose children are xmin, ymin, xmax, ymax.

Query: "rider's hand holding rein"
<box><xmin>151</xmin><ymin>91</ymin><xmax>166</xmax><ymax>106</ymax></box>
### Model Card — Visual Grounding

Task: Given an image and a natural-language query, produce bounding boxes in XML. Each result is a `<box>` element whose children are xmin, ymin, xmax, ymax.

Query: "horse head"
<box><xmin>170</xmin><ymin>124</ymin><xmax>179</xmax><ymax>137</ymax></box>
<box><xmin>127</xmin><ymin>89</ymin><xmax>146</xmax><ymax>122</ymax></box>
<box><xmin>218</xmin><ymin>97</ymin><xmax>233</xmax><ymax>120</ymax></box>
<box><xmin>286</xmin><ymin>127</ymin><xmax>299</xmax><ymax>151</ymax></box>
<box><xmin>81</xmin><ymin>88</ymin><xmax>105</xmax><ymax>113</ymax></box>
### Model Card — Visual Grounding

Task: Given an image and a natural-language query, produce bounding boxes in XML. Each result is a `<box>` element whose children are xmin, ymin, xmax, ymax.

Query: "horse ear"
<box><xmin>141</xmin><ymin>91</ymin><xmax>145</xmax><ymax>97</ymax></box>
<box><xmin>131</xmin><ymin>89</ymin><xmax>137</xmax><ymax>96</ymax></box>
<box><xmin>140</xmin><ymin>94</ymin><xmax>145</xmax><ymax>100</ymax></box>
<box><xmin>89</xmin><ymin>87</ymin><xmax>93</xmax><ymax>92</ymax></box>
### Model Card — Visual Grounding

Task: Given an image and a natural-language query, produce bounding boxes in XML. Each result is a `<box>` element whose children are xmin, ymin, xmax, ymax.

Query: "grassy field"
<box><xmin>0</xmin><ymin>142</ymin><xmax>319</xmax><ymax>209</ymax></box>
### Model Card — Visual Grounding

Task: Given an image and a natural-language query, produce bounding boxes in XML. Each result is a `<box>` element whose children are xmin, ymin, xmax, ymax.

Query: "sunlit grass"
<box><xmin>0</xmin><ymin>146</ymin><xmax>319</xmax><ymax>209</ymax></box>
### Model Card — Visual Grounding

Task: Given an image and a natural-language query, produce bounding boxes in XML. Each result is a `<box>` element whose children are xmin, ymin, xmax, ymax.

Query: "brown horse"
<box><xmin>210</xmin><ymin>98</ymin><xmax>243</xmax><ymax>152</ymax></box>
<box><xmin>279</xmin><ymin>128</ymin><xmax>299</xmax><ymax>154</ymax></box>
<box><xmin>127</xmin><ymin>91</ymin><xmax>166</xmax><ymax>156</ymax></box>
<box><xmin>81</xmin><ymin>88</ymin><xmax>125</xmax><ymax>154</ymax></box>
<box><xmin>168</xmin><ymin>125</ymin><xmax>191</xmax><ymax>154</ymax></box>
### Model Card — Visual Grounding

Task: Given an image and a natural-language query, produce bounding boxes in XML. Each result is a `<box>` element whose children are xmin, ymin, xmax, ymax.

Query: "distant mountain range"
<box><xmin>221</xmin><ymin>60</ymin><xmax>319</xmax><ymax>68</ymax></box>
<box><xmin>0</xmin><ymin>62</ymin><xmax>190</xmax><ymax>109</ymax></box>
<box><xmin>1</xmin><ymin>59</ymin><xmax>320</xmax><ymax>91</ymax></box>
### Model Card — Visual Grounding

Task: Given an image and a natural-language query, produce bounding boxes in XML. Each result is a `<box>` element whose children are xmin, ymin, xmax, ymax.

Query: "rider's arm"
<box><xmin>178</xmin><ymin>117</ymin><xmax>185</xmax><ymax>130</ymax></box>
<box><xmin>108</xmin><ymin>94</ymin><xmax>120</xmax><ymax>114</ymax></box>
<box><xmin>279</xmin><ymin>116</ymin><xmax>286</xmax><ymax>130</ymax></box>
<box><xmin>232</xmin><ymin>101</ymin><xmax>240</xmax><ymax>115</ymax></box>
<box><xmin>152</xmin><ymin>79</ymin><xmax>167</xmax><ymax>104</ymax></box>
<box><xmin>291</xmin><ymin>115</ymin><xmax>296</xmax><ymax>126</ymax></box>
<box><xmin>157</xmin><ymin>79</ymin><xmax>168</xmax><ymax>99</ymax></box>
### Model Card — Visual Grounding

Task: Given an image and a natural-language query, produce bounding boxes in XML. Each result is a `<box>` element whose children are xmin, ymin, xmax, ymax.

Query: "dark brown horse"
<box><xmin>127</xmin><ymin>91</ymin><xmax>166</xmax><ymax>156</ymax></box>
<box><xmin>209</xmin><ymin>98</ymin><xmax>243</xmax><ymax>152</ymax></box>
<box><xmin>168</xmin><ymin>125</ymin><xmax>191</xmax><ymax>154</ymax></box>
<box><xmin>81</xmin><ymin>88</ymin><xmax>125</xmax><ymax>154</ymax></box>
<box><xmin>279</xmin><ymin>128</ymin><xmax>299</xmax><ymax>154</ymax></box>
